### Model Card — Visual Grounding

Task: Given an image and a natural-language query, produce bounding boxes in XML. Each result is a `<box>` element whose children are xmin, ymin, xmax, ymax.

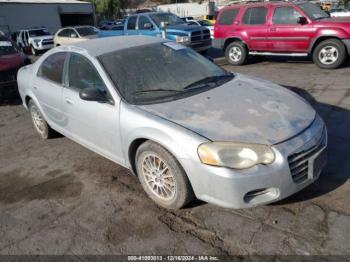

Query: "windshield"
<box><xmin>298</xmin><ymin>3</ymin><xmax>329</xmax><ymax>20</ymax></box>
<box><xmin>29</xmin><ymin>29</ymin><xmax>51</xmax><ymax>37</ymax></box>
<box><xmin>199</xmin><ymin>20</ymin><xmax>214</xmax><ymax>26</ymax></box>
<box><xmin>0</xmin><ymin>39</ymin><xmax>18</xmax><ymax>56</ymax></box>
<box><xmin>150</xmin><ymin>13</ymin><xmax>185</xmax><ymax>27</ymax></box>
<box><xmin>98</xmin><ymin>42</ymin><xmax>233</xmax><ymax>105</ymax></box>
<box><xmin>76</xmin><ymin>26</ymin><xmax>99</xmax><ymax>36</ymax></box>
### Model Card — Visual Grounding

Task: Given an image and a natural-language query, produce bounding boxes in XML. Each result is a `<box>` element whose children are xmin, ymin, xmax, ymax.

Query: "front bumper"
<box><xmin>189</xmin><ymin>39</ymin><xmax>212</xmax><ymax>52</ymax></box>
<box><xmin>181</xmin><ymin>115</ymin><xmax>327</xmax><ymax>209</ymax></box>
<box><xmin>342</xmin><ymin>39</ymin><xmax>350</xmax><ymax>56</ymax></box>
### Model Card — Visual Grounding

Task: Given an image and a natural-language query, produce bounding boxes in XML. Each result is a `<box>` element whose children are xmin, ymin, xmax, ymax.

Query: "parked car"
<box><xmin>16</xmin><ymin>27</ymin><xmax>54</xmax><ymax>56</ymax></box>
<box><xmin>0</xmin><ymin>35</ymin><xmax>29</xmax><ymax>85</ymax></box>
<box><xmin>181</xmin><ymin>16</ymin><xmax>195</xmax><ymax>23</ymax></box>
<box><xmin>187</xmin><ymin>20</ymin><xmax>214</xmax><ymax>38</ymax></box>
<box><xmin>17</xmin><ymin>36</ymin><xmax>327</xmax><ymax>210</ymax></box>
<box><xmin>214</xmin><ymin>2</ymin><xmax>350</xmax><ymax>69</ymax></box>
<box><xmin>99</xmin><ymin>12</ymin><xmax>212</xmax><ymax>53</ymax></box>
<box><xmin>54</xmin><ymin>26</ymin><xmax>99</xmax><ymax>46</ymax></box>
<box><xmin>329</xmin><ymin>8</ymin><xmax>350</xmax><ymax>17</ymax></box>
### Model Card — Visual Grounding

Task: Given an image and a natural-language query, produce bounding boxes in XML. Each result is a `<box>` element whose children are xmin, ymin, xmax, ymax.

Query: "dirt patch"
<box><xmin>0</xmin><ymin>170</ymin><xmax>83</xmax><ymax>204</ymax></box>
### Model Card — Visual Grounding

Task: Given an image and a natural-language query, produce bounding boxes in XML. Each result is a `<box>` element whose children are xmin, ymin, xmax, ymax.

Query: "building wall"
<box><xmin>0</xmin><ymin>3</ymin><xmax>95</xmax><ymax>34</ymax></box>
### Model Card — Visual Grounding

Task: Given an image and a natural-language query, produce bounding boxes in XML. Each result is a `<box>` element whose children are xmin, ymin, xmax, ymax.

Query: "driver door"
<box><xmin>137</xmin><ymin>15</ymin><xmax>159</xmax><ymax>37</ymax></box>
<box><xmin>62</xmin><ymin>52</ymin><xmax>124</xmax><ymax>163</ymax></box>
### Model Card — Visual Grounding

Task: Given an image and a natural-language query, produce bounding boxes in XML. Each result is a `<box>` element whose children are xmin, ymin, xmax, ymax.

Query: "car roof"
<box><xmin>223</xmin><ymin>1</ymin><xmax>307</xmax><ymax>9</ymax></box>
<box><xmin>67</xmin><ymin>35</ymin><xmax>167</xmax><ymax>57</ymax></box>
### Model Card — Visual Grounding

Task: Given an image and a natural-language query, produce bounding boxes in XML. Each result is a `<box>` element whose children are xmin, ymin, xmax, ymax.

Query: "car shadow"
<box><xmin>272</xmin><ymin>85</ymin><xmax>349</xmax><ymax>206</ymax></box>
<box><xmin>0</xmin><ymin>83</ymin><xmax>22</xmax><ymax>106</ymax></box>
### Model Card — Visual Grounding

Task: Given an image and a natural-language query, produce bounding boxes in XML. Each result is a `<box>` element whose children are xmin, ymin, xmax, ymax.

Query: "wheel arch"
<box><xmin>309</xmin><ymin>35</ymin><xmax>345</xmax><ymax>54</ymax></box>
<box><xmin>224</xmin><ymin>37</ymin><xmax>248</xmax><ymax>50</ymax></box>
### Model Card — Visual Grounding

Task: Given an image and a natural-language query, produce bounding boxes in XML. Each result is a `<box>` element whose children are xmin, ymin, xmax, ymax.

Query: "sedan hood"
<box><xmin>139</xmin><ymin>74</ymin><xmax>316</xmax><ymax>145</ymax></box>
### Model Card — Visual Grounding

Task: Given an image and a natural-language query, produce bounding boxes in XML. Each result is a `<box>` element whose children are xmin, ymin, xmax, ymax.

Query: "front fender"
<box><xmin>120</xmin><ymin>103</ymin><xmax>208</xmax><ymax>169</ymax></box>
<box><xmin>308</xmin><ymin>28</ymin><xmax>350</xmax><ymax>52</ymax></box>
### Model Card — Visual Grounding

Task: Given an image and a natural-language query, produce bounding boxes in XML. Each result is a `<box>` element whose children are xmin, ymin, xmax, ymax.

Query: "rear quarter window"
<box><xmin>37</xmin><ymin>52</ymin><xmax>67</xmax><ymax>84</ymax></box>
<box><xmin>242</xmin><ymin>7</ymin><xmax>268</xmax><ymax>25</ymax></box>
<box><xmin>218</xmin><ymin>9</ymin><xmax>240</xmax><ymax>25</ymax></box>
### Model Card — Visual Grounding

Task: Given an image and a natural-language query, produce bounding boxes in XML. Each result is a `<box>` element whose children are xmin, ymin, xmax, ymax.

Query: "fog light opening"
<box><xmin>243</xmin><ymin>188</ymin><xmax>279</xmax><ymax>204</ymax></box>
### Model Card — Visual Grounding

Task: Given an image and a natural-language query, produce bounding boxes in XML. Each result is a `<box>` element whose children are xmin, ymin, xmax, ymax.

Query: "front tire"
<box><xmin>28</xmin><ymin>100</ymin><xmax>55</xmax><ymax>139</ymax></box>
<box><xmin>225</xmin><ymin>41</ymin><xmax>248</xmax><ymax>65</ymax></box>
<box><xmin>136</xmin><ymin>141</ymin><xmax>194</xmax><ymax>209</ymax></box>
<box><xmin>312</xmin><ymin>39</ymin><xmax>346</xmax><ymax>69</ymax></box>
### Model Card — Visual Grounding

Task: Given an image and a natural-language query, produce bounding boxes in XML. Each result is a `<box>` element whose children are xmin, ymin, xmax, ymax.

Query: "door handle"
<box><xmin>270</xmin><ymin>28</ymin><xmax>277</xmax><ymax>32</ymax></box>
<box><xmin>33</xmin><ymin>86</ymin><xmax>38</xmax><ymax>90</ymax></box>
<box><xmin>65</xmin><ymin>98</ymin><xmax>73</xmax><ymax>105</ymax></box>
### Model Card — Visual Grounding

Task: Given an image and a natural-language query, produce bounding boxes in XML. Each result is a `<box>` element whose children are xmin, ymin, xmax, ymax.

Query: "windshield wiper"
<box><xmin>183</xmin><ymin>73</ymin><xmax>234</xmax><ymax>90</ymax></box>
<box><xmin>133</xmin><ymin>89</ymin><xmax>183</xmax><ymax>95</ymax></box>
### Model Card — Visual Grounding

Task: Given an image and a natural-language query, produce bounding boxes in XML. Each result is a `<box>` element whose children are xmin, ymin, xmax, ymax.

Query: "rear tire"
<box><xmin>28</xmin><ymin>100</ymin><xmax>56</xmax><ymax>139</ymax></box>
<box><xmin>136</xmin><ymin>141</ymin><xmax>194</xmax><ymax>209</ymax></box>
<box><xmin>312</xmin><ymin>39</ymin><xmax>346</xmax><ymax>69</ymax></box>
<box><xmin>225</xmin><ymin>41</ymin><xmax>248</xmax><ymax>65</ymax></box>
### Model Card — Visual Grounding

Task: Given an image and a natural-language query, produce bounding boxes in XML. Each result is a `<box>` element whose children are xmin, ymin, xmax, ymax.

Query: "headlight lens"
<box><xmin>33</xmin><ymin>39</ymin><xmax>41</xmax><ymax>45</ymax></box>
<box><xmin>198</xmin><ymin>142</ymin><xmax>275</xmax><ymax>169</ymax></box>
<box><xmin>175</xmin><ymin>36</ymin><xmax>190</xmax><ymax>43</ymax></box>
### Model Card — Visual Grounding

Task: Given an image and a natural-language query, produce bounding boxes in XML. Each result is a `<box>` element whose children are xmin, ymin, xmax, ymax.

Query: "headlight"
<box><xmin>175</xmin><ymin>36</ymin><xmax>190</xmax><ymax>43</ymax></box>
<box><xmin>33</xmin><ymin>39</ymin><xmax>41</xmax><ymax>45</ymax></box>
<box><xmin>198</xmin><ymin>142</ymin><xmax>275</xmax><ymax>170</ymax></box>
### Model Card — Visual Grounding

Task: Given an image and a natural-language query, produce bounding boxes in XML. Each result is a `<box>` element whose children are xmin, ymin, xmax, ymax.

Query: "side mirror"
<box><xmin>79</xmin><ymin>87</ymin><xmax>112</xmax><ymax>104</ymax></box>
<box><xmin>70</xmin><ymin>33</ymin><xmax>78</xmax><ymax>38</ymax></box>
<box><xmin>143</xmin><ymin>23</ymin><xmax>153</xmax><ymax>29</ymax></box>
<box><xmin>297</xmin><ymin>17</ymin><xmax>308</xmax><ymax>25</ymax></box>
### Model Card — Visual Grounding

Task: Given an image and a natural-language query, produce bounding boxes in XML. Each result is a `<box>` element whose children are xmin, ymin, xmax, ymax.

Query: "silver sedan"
<box><xmin>17</xmin><ymin>36</ymin><xmax>327</xmax><ymax>209</ymax></box>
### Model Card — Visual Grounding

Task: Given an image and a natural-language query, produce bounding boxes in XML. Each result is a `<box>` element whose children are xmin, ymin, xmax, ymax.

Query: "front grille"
<box><xmin>42</xmin><ymin>39</ymin><xmax>54</xmax><ymax>45</ymax></box>
<box><xmin>288</xmin><ymin>128</ymin><xmax>326</xmax><ymax>184</ymax></box>
<box><xmin>191</xmin><ymin>29</ymin><xmax>211</xmax><ymax>42</ymax></box>
<box><xmin>203</xmin><ymin>29</ymin><xmax>211</xmax><ymax>40</ymax></box>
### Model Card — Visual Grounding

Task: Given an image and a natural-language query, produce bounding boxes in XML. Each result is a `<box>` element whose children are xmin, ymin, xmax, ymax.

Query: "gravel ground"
<box><xmin>0</xmin><ymin>53</ymin><xmax>350</xmax><ymax>257</ymax></box>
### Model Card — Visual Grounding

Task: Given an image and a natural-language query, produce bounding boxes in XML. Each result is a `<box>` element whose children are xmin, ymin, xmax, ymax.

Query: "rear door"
<box><xmin>62</xmin><ymin>52</ymin><xmax>123</xmax><ymax>163</ymax></box>
<box><xmin>33</xmin><ymin>52</ymin><xmax>68</xmax><ymax>128</ymax></box>
<box><xmin>268</xmin><ymin>5</ymin><xmax>312</xmax><ymax>52</ymax></box>
<box><xmin>239</xmin><ymin>6</ymin><xmax>269</xmax><ymax>51</ymax></box>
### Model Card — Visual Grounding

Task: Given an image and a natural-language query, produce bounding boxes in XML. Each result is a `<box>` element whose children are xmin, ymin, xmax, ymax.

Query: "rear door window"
<box><xmin>37</xmin><ymin>52</ymin><xmax>67</xmax><ymax>84</ymax></box>
<box><xmin>218</xmin><ymin>9</ymin><xmax>240</xmax><ymax>25</ymax></box>
<box><xmin>242</xmin><ymin>7</ymin><xmax>268</xmax><ymax>25</ymax></box>
<box><xmin>127</xmin><ymin>16</ymin><xmax>137</xmax><ymax>30</ymax></box>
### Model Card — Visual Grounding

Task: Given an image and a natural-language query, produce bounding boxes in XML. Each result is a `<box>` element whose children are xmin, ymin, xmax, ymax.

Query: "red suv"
<box><xmin>214</xmin><ymin>2</ymin><xmax>350</xmax><ymax>69</ymax></box>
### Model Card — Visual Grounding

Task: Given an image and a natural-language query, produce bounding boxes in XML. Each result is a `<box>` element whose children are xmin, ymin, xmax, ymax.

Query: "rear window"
<box><xmin>218</xmin><ymin>9</ymin><xmax>240</xmax><ymax>25</ymax></box>
<box><xmin>242</xmin><ymin>7</ymin><xmax>268</xmax><ymax>25</ymax></box>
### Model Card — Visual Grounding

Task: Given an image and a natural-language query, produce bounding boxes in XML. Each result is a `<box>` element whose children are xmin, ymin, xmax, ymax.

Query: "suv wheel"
<box><xmin>313</xmin><ymin>39</ymin><xmax>346</xmax><ymax>69</ymax></box>
<box><xmin>28</xmin><ymin>100</ymin><xmax>56</xmax><ymax>139</ymax></box>
<box><xmin>225</xmin><ymin>41</ymin><xmax>248</xmax><ymax>65</ymax></box>
<box><xmin>136</xmin><ymin>141</ymin><xmax>194</xmax><ymax>209</ymax></box>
